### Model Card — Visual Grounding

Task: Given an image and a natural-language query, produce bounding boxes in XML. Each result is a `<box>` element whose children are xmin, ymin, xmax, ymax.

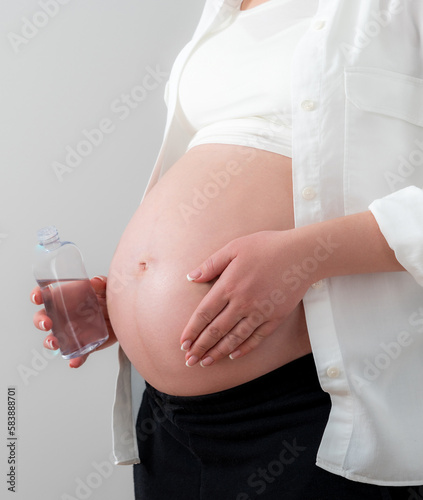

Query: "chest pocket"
<box><xmin>343</xmin><ymin>66</ymin><xmax>423</xmax><ymax>213</ymax></box>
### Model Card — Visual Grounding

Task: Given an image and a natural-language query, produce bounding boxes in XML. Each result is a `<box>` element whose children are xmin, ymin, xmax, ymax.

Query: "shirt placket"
<box><xmin>291</xmin><ymin>0</ymin><xmax>354</xmax><ymax>472</ymax></box>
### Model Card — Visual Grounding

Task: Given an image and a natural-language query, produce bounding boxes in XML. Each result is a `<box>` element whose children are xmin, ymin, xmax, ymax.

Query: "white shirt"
<box><xmin>112</xmin><ymin>0</ymin><xmax>423</xmax><ymax>486</ymax></box>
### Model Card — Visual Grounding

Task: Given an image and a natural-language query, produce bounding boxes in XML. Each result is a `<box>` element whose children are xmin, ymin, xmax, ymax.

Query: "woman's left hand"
<box><xmin>180</xmin><ymin>229</ymin><xmax>317</xmax><ymax>367</ymax></box>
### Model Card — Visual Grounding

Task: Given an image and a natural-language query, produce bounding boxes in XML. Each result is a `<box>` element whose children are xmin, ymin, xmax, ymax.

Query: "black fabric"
<box><xmin>133</xmin><ymin>354</ymin><xmax>421</xmax><ymax>499</ymax></box>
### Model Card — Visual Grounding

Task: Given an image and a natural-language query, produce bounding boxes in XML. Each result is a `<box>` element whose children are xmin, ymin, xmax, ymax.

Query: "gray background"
<box><xmin>1</xmin><ymin>1</ymin><xmax>204</xmax><ymax>498</ymax></box>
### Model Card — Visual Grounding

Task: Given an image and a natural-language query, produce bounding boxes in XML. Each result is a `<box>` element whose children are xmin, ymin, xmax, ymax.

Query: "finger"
<box><xmin>69</xmin><ymin>354</ymin><xmax>89</xmax><ymax>369</ymax></box>
<box><xmin>42</xmin><ymin>334</ymin><xmax>88</xmax><ymax>368</ymax></box>
<box><xmin>33</xmin><ymin>309</ymin><xmax>52</xmax><ymax>331</ymax></box>
<box><xmin>198</xmin><ymin>320</ymin><xmax>276</xmax><ymax>367</ymax></box>
<box><xmin>194</xmin><ymin>316</ymin><xmax>258</xmax><ymax>367</ymax></box>
<box><xmin>43</xmin><ymin>334</ymin><xmax>90</xmax><ymax>367</ymax></box>
<box><xmin>30</xmin><ymin>286</ymin><xmax>42</xmax><ymax>305</ymax></box>
<box><xmin>187</xmin><ymin>241</ymin><xmax>237</xmax><ymax>283</ymax></box>
<box><xmin>184</xmin><ymin>310</ymin><xmax>244</xmax><ymax>366</ymax></box>
<box><xmin>43</xmin><ymin>334</ymin><xmax>59</xmax><ymax>351</ymax></box>
<box><xmin>91</xmin><ymin>275</ymin><xmax>107</xmax><ymax>298</ymax></box>
<box><xmin>180</xmin><ymin>293</ymin><xmax>229</xmax><ymax>351</ymax></box>
<box><xmin>228</xmin><ymin>322</ymin><xmax>276</xmax><ymax>361</ymax></box>
<box><xmin>68</xmin><ymin>331</ymin><xmax>116</xmax><ymax>368</ymax></box>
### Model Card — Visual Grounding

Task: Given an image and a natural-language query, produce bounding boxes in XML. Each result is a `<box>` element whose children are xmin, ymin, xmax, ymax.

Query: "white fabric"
<box><xmin>112</xmin><ymin>0</ymin><xmax>423</xmax><ymax>486</ymax></box>
<box><xmin>178</xmin><ymin>0</ymin><xmax>317</xmax><ymax>157</ymax></box>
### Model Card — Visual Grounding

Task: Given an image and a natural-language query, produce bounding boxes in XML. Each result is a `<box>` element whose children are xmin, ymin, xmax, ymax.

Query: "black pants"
<box><xmin>133</xmin><ymin>354</ymin><xmax>421</xmax><ymax>499</ymax></box>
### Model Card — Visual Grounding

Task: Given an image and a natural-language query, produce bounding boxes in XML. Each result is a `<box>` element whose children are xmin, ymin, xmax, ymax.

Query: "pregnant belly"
<box><xmin>107</xmin><ymin>144</ymin><xmax>311</xmax><ymax>396</ymax></box>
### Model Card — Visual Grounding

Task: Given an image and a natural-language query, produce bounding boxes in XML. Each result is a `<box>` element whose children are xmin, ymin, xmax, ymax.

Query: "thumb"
<box><xmin>187</xmin><ymin>243</ymin><xmax>236</xmax><ymax>283</ymax></box>
<box><xmin>91</xmin><ymin>275</ymin><xmax>107</xmax><ymax>298</ymax></box>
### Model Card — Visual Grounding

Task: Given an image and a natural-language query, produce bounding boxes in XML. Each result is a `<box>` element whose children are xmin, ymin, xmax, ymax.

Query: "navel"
<box><xmin>139</xmin><ymin>261</ymin><xmax>148</xmax><ymax>271</ymax></box>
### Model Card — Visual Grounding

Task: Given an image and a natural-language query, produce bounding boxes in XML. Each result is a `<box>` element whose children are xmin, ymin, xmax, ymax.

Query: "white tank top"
<box><xmin>178</xmin><ymin>0</ymin><xmax>318</xmax><ymax>158</ymax></box>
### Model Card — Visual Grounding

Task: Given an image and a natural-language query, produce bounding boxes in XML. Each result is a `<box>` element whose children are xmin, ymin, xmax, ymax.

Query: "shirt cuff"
<box><xmin>369</xmin><ymin>185</ymin><xmax>423</xmax><ymax>286</ymax></box>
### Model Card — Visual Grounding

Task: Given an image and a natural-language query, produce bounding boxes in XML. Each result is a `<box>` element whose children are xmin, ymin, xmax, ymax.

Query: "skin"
<box><xmin>31</xmin><ymin>0</ymin><xmax>405</xmax><ymax>385</ymax></box>
<box><xmin>240</xmin><ymin>0</ymin><xmax>273</xmax><ymax>11</ymax></box>
<box><xmin>104</xmin><ymin>144</ymin><xmax>312</xmax><ymax>396</ymax></box>
<box><xmin>181</xmin><ymin>211</ymin><xmax>404</xmax><ymax>367</ymax></box>
<box><xmin>31</xmin><ymin>145</ymin><xmax>403</xmax><ymax>382</ymax></box>
<box><xmin>29</xmin><ymin>2</ymin><xmax>282</xmax><ymax>370</ymax></box>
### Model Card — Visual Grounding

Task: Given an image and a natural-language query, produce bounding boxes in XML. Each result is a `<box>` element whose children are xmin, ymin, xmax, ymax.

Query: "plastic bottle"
<box><xmin>33</xmin><ymin>226</ymin><xmax>109</xmax><ymax>359</ymax></box>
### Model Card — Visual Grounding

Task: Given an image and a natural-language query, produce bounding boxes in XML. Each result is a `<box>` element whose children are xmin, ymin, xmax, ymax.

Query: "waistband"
<box><xmin>186</xmin><ymin>117</ymin><xmax>293</xmax><ymax>158</ymax></box>
<box><xmin>145</xmin><ymin>353</ymin><xmax>321</xmax><ymax>415</ymax></box>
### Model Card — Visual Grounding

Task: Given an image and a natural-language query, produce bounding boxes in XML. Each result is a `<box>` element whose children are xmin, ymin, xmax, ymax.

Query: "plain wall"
<box><xmin>1</xmin><ymin>1</ymin><xmax>204</xmax><ymax>499</ymax></box>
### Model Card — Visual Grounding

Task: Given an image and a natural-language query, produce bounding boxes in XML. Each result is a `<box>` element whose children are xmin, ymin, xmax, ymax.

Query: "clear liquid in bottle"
<box><xmin>33</xmin><ymin>227</ymin><xmax>109</xmax><ymax>359</ymax></box>
<box><xmin>37</xmin><ymin>278</ymin><xmax>108</xmax><ymax>359</ymax></box>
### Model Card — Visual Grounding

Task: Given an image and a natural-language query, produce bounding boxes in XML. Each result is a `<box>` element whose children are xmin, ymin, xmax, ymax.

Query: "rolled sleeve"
<box><xmin>369</xmin><ymin>186</ymin><xmax>423</xmax><ymax>286</ymax></box>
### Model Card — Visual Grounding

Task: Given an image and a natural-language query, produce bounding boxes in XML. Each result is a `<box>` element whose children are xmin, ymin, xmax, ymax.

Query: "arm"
<box><xmin>180</xmin><ymin>210</ymin><xmax>404</xmax><ymax>367</ymax></box>
<box><xmin>293</xmin><ymin>210</ymin><xmax>404</xmax><ymax>281</ymax></box>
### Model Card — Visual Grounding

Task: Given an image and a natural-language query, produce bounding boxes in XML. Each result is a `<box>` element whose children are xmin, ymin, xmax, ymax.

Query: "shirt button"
<box><xmin>302</xmin><ymin>186</ymin><xmax>316</xmax><ymax>200</ymax></box>
<box><xmin>313</xmin><ymin>19</ymin><xmax>326</xmax><ymax>30</ymax></box>
<box><xmin>327</xmin><ymin>366</ymin><xmax>340</xmax><ymax>379</ymax></box>
<box><xmin>301</xmin><ymin>99</ymin><xmax>316</xmax><ymax>112</ymax></box>
<box><xmin>311</xmin><ymin>280</ymin><xmax>323</xmax><ymax>290</ymax></box>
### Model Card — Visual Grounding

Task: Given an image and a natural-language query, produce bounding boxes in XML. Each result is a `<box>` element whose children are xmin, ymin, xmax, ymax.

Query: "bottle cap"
<box><xmin>37</xmin><ymin>226</ymin><xmax>59</xmax><ymax>245</ymax></box>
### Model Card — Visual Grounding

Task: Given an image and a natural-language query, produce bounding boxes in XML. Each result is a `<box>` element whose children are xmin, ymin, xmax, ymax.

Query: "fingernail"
<box><xmin>31</xmin><ymin>293</ymin><xmax>37</xmax><ymax>304</ymax></box>
<box><xmin>229</xmin><ymin>350</ymin><xmax>242</xmax><ymax>360</ymax></box>
<box><xmin>185</xmin><ymin>355</ymin><xmax>199</xmax><ymax>367</ymax></box>
<box><xmin>93</xmin><ymin>275</ymin><xmax>106</xmax><ymax>282</ymax></box>
<box><xmin>46</xmin><ymin>339</ymin><xmax>55</xmax><ymax>350</ymax></box>
<box><xmin>39</xmin><ymin>320</ymin><xmax>46</xmax><ymax>330</ymax></box>
<box><xmin>200</xmin><ymin>356</ymin><xmax>214</xmax><ymax>367</ymax></box>
<box><xmin>187</xmin><ymin>269</ymin><xmax>202</xmax><ymax>282</ymax></box>
<box><xmin>181</xmin><ymin>340</ymin><xmax>192</xmax><ymax>351</ymax></box>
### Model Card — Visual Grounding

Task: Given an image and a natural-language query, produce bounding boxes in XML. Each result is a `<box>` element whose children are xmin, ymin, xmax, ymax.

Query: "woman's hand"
<box><xmin>180</xmin><ymin>230</ymin><xmax>321</xmax><ymax>367</ymax></box>
<box><xmin>30</xmin><ymin>276</ymin><xmax>118</xmax><ymax>368</ymax></box>
<box><xmin>180</xmin><ymin>211</ymin><xmax>405</xmax><ymax>367</ymax></box>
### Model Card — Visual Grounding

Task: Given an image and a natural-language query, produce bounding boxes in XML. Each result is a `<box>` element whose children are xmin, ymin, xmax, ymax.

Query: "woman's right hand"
<box><xmin>30</xmin><ymin>275</ymin><xmax>118</xmax><ymax>368</ymax></box>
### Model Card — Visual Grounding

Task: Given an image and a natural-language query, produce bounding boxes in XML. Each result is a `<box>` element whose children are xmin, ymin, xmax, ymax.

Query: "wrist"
<box><xmin>292</xmin><ymin>211</ymin><xmax>404</xmax><ymax>283</ymax></box>
<box><xmin>288</xmin><ymin>224</ymin><xmax>340</xmax><ymax>286</ymax></box>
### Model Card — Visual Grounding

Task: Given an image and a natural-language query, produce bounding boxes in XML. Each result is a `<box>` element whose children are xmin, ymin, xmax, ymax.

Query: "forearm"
<box><xmin>295</xmin><ymin>210</ymin><xmax>405</xmax><ymax>284</ymax></box>
<box><xmin>182</xmin><ymin>210</ymin><xmax>407</xmax><ymax>365</ymax></box>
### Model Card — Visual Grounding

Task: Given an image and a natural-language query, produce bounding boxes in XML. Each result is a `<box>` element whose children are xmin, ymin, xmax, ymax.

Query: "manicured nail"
<box><xmin>229</xmin><ymin>350</ymin><xmax>242</xmax><ymax>360</ymax></box>
<box><xmin>93</xmin><ymin>275</ymin><xmax>106</xmax><ymax>282</ymax></box>
<box><xmin>181</xmin><ymin>340</ymin><xmax>192</xmax><ymax>351</ymax></box>
<box><xmin>185</xmin><ymin>355</ymin><xmax>199</xmax><ymax>367</ymax></box>
<box><xmin>46</xmin><ymin>338</ymin><xmax>55</xmax><ymax>350</ymax></box>
<box><xmin>39</xmin><ymin>320</ymin><xmax>46</xmax><ymax>330</ymax></box>
<box><xmin>31</xmin><ymin>293</ymin><xmax>37</xmax><ymax>304</ymax></box>
<box><xmin>200</xmin><ymin>356</ymin><xmax>214</xmax><ymax>367</ymax></box>
<box><xmin>187</xmin><ymin>269</ymin><xmax>202</xmax><ymax>282</ymax></box>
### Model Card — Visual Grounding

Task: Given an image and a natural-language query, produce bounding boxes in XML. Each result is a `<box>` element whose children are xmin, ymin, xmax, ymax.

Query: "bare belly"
<box><xmin>107</xmin><ymin>144</ymin><xmax>311</xmax><ymax>396</ymax></box>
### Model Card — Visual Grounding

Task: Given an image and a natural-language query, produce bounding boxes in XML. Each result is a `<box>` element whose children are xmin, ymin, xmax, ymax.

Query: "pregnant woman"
<box><xmin>32</xmin><ymin>0</ymin><xmax>423</xmax><ymax>498</ymax></box>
